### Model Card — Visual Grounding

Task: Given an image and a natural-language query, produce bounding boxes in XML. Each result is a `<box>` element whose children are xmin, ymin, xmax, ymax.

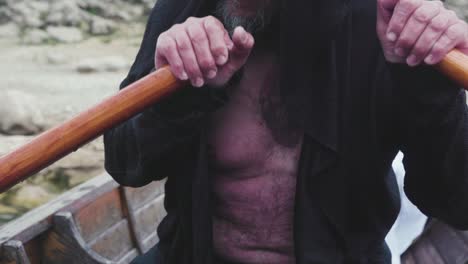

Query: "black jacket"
<box><xmin>104</xmin><ymin>0</ymin><xmax>468</xmax><ymax>263</ymax></box>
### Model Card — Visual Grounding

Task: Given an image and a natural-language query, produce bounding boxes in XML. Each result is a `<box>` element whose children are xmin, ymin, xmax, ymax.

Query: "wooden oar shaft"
<box><xmin>0</xmin><ymin>66</ymin><xmax>184</xmax><ymax>192</ymax></box>
<box><xmin>0</xmin><ymin>50</ymin><xmax>467</xmax><ymax>193</ymax></box>
<box><xmin>436</xmin><ymin>49</ymin><xmax>468</xmax><ymax>90</ymax></box>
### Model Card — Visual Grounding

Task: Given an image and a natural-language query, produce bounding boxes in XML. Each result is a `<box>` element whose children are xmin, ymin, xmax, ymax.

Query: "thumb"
<box><xmin>226</xmin><ymin>26</ymin><xmax>255</xmax><ymax>72</ymax></box>
<box><xmin>377</xmin><ymin>0</ymin><xmax>399</xmax><ymax>23</ymax></box>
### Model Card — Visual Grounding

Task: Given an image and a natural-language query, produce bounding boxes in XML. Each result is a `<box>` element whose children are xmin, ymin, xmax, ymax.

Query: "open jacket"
<box><xmin>104</xmin><ymin>0</ymin><xmax>468</xmax><ymax>263</ymax></box>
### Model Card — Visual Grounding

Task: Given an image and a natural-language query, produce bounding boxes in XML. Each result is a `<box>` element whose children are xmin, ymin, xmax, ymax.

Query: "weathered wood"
<box><xmin>402</xmin><ymin>220</ymin><xmax>468</xmax><ymax>264</ymax></box>
<box><xmin>75</xmin><ymin>189</ymin><xmax>124</xmax><ymax>243</ymax></box>
<box><xmin>123</xmin><ymin>181</ymin><xmax>165</xmax><ymax>210</ymax></box>
<box><xmin>0</xmin><ymin>66</ymin><xmax>184</xmax><ymax>193</ymax></box>
<box><xmin>88</xmin><ymin>219</ymin><xmax>134</xmax><ymax>261</ymax></box>
<box><xmin>122</xmin><ymin>181</ymin><xmax>166</xmax><ymax>254</ymax></box>
<box><xmin>132</xmin><ymin>195</ymin><xmax>166</xmax><ymax>252</ymax></box>
<box><xmin>2</xmin><ymin>240</ymin><xmax>30</xmax><ymax>264</ymax></box>
<box><xmin>0</xmin><ymin>174</ymin><xmax>118</xmax><ymax>245</ymax></box>
<box><xmin>0</xmin><ymin>173</ymin><xmax>165</xmax><ymax>263</ymax></box>
<box><xmin>43</xmin><ymin>211</ymin><xmax>116</xmax><ymax>264</ymax></box>
<box><xmin>436</xmin><ymin>49</ymin><xmax>468</xmax><ymax>89</ymax></box>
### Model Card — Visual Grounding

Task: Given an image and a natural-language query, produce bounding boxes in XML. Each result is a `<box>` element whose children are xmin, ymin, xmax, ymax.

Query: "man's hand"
<box><xmin>155</xmin><ymin>16</ymin><xmax>254</xmax><ymax>87</ymax></box>
<box><xmin>377</xmin><ymin>0</ymin><xmax>468</xmax><ymax>67</ymax></box>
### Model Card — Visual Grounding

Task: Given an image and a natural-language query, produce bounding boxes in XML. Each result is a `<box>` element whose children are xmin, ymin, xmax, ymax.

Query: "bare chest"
<box><xmin>208</xmin><ymin>51</ymin><xmax>302</xmax><ymax>263</ymax></box>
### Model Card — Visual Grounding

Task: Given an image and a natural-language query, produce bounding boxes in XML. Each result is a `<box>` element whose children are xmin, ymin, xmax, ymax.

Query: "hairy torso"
<box><xmin>208</xmin><ymin>49</ymin><xmax>303</xmax><ymax>264</ymax></box>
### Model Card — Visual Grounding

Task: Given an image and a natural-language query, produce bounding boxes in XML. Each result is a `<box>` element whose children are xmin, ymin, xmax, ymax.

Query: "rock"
<box><xmin>46</xmin><ymin>0</ymin><xmax>85</xmax><ymax>27</ymax></box>
<box><xmin>7</xmin><ymin>2</ymin><xmax>45</xmax><ymax>28</ymax></box>
<box><xmin>46</xmin><ymin>52</ymin><xmax>67</xmax><ymax>65</ymax></box>
<box><xmin>10</xmin><ymin>185</ymin><xmax>52</xmax><ymax>209</ymax></box>
<box><xmin>0</xmin><ymin>90</ymin><xmax>45</xmax><ymax>135</ymax></box>
<box><xmin>46</xmin><ymin>26</ymin><xmax>83</xmax><ymax>43</ymax></box>
<box><xmin>0</xmin><ymin>23</ymin><xmax>19</xmax><ymax>38</ymax></box>
<box><xmin>22</xmin><ymin>29</ymin><xmax>49</xmax><ymax>45</ymax></box>
<box><xmin>76</xmin><ymin>56</ymin><xmax>130</xmax><ymax>73</ymax></box>
<box><xmin>89</xmin><ymin>16</ymin><xmax>116</xmax><ymax>35</ymax></box>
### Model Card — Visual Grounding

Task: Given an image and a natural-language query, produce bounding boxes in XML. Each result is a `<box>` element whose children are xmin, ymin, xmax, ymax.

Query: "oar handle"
<box><xmin>436</xmin><ymin>49</ymin><xmax>468</xmax><ymax>90</ymax></box>
<box><xmin>0</xmin><ymin>66</ymin><xmax>185</xmax><ymax>192</ymax></box>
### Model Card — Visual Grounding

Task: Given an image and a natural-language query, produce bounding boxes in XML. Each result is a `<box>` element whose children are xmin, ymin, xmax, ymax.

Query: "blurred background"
<box><xmin>0</xmin><ymin>0</ymin><xmax>157</xmax><ymax>224</ymax></box>
<box><xmin>0</xmin><ymin>0</ymin><xmax>466</xmax><ymax>237</ymax></box>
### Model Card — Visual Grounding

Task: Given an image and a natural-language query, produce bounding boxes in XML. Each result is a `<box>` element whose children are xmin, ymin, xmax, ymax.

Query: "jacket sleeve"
<box><xmin>104</xmin><ymin>0</ymin><xmax>227</xmax><ymax>187</ymax></box>
<box><xmin>390</xmin><ymin>63</ymin><xmax>468</xmax><ymax>229</ymax></box>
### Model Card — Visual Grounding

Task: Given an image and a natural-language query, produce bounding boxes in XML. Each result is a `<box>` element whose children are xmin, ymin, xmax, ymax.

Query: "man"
<box><xmin>104</xmin><ymin>0</ymin><xmax>468</xmax><ymax>263</ymax></box>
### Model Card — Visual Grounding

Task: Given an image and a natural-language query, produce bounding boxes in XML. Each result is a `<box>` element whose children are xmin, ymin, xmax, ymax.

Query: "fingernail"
<box><xmin>387</xmin><ymin>32</ymin><xmax>397</xmax><ymax>42</ymax></box>
<box><xmin>194</xmin><ymin>77</ymin><xmax>204</xmax><ymax>87</ymax></box>
<box><xmin>407</xmin><ymin>55</ymin><xmax>418</xmax><ymax>66</ymax></box>
<box><xmin>425</xmin><ymin>55</ymin><xmax>435</xmax><ymax>64</ymax></box>
<box><xmin>216</xmin><ymin>55</ymin><xmax>227</xmax><ymax>65</ymax></box>
<box><xmin>395</xmin><ymin>48</ymin><xmax>405</xmax><ymax>57</ymax></box>
<box><xmin>180</xmin><ymin>71</ymin><xmax>188</xmax><ymax>80</ymax></box>
<box><xmin>207</xmin><ymin>69</ymin><xmax>217</xmax><ymax>79</ymax></box>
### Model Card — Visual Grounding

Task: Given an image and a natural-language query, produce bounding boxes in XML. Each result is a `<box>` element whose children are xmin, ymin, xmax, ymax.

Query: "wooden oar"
<box><xmin>436</xmin><ymin>49</ymin><xmax>468</xmax><ymax>89</ymax></box>
<box><xmin>0</xmin><ymin>51</ymin><xmax>467</xmax><ymax>193</ymax></box>
<box><xmin>0</xmin><ymin>66</ymin><xmax>185</xmax><ymax>192</ymax></box>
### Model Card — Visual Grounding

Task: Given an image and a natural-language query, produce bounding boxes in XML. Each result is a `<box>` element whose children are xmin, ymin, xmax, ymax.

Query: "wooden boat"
<box><xmin>0</xmin><ymin>173</ymin><xmax>166</xmax><ymax>264</ymax></box>
<box><xmin>0</xmin><ymin>173</ymin><xmax>467</xmax><ymax>264</ymax></box>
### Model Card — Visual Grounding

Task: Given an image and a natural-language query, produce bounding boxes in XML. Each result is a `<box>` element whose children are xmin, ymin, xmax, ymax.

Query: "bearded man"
<box><xmin>104</xmin><ymin>0</ymin><xmax>468</xmax><ymax>263</ymax></box>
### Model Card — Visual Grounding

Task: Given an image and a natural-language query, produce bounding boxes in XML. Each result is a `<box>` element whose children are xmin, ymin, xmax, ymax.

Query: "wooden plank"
<box><xmin>2</xmin><ymin>240</ymin><xmax>31</xmax><ymax>264</ymax></box>
<box><xmin>89</xmin><ymin>219</ymin><xmax>134</xmax><ymax>261</ymax></box>
<box><xmin>75</xmin><ymin>189</ymin><xmax>124</xmax><ymax>243</ymax></box>
<box><xmin>123</xmin><ymin>180</ymin><xmax>165</xmax><ymax>210</ymax></box>
<box><xmin>411</xmin><ymin>235</ymin><xmax>445</xmax><ymax>264</ymax></box>
<box><xmin>23</xmin><ymin>238</ymin><xmax>41</xmax><ymax>264</ymax></box>
<box><xmin>429</xmin><ymin>222</ymin><xmax>468</xmax><ymax>263</ymax></box>
<box><xmin>42</xmin><ymin>211</ymin><xmax>115</xmax><ymax>264</ymax></box>
<box><xmin>133</xmin><ymin>195</ymin><xmax>166</xmax><ymax>244</ymax></box>
<box><xmin>117</xmin><ymin>249</ymin><xmax>139</xmax><ymax>264</ymax></box>
<box><xmin>0</xmin><ymin>174</ymin><xmax>118</xmax><ymax>245</ymax></box>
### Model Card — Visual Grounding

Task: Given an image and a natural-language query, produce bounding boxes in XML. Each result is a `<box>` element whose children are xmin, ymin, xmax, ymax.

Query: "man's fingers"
<box><xmin>155</xmin><ymin>33</ymin><xmax>187</xmax><ymax>80</ymax></box>
<box><xmin>204</xmin><ymin>16</ymin><xmax>231</xmax><ymax>66</ymax></box>
<box><xmin>386</xmin><ymin>0</ymin><xmax>423</xmax><ymax>42</ymax></box>
<box><xmin>425</xmin><ymin>21</ymin><xmax>466</xmax><ymax>65</ymax></box>
<box><xmin>407</xmin><ymin>11</ymin><xmax>454</xmax><ymax>66</ymax></box>
<box><xmin>173</xmin><ymin>29</ymin><xmax>204</xmax><ymax>87</ymax></box>
<box><xmin>186</xmin><ymin>21</ymin><xmax>217</xmax><ymax>80</ymax></box>
<box><xmin>394</xmin><ymin>2</ymin><xmax>441</xmax><ymax>62</ymax></box>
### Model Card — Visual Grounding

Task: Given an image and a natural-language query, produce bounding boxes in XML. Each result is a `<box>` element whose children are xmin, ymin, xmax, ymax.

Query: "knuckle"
<box><xmin>401</xmin><ymin>0</ymin><xmax>421</xmax><ymax>11</ymax></box>
<box><xmin>188</xmin><ymin>26</ymin><xmax>206</xmax><ymax>45</ymax></box>
<box><xmin>211</xmin><ymin>44</ymin><xmax>226</xmax><ymax>56</ymax></box>
<box><xmin>398</xmin><ymin>37</ymin><xmax>412</xmax><ymax>48</ymax></box>
<box><xmin>446</xmin><ymin>24</ymin><xmax>463</xmax><ymax>40</ymax></box>
<box><xmin>172</xmin><ymin>61</ymin><xmax>183</xmax><ymax>71</ymax></box>
<box><xmin>447</xmin><ymin>10</ymin><xmax>458</xmax><ymax>19</ymax></box>
<box><xmin>186</xmin><ymin>64</ymin><xmax>200</xmax><ymax>76</ymax></box>
<box><xmin>432</xmin><ymin>43</ymin><xmax>445</xmax><ymax>55</ymax></box>
<box><xmin>204</xmin><ymin>15</ymin><xmax>219</xmax><ymax>25</ymax></box>
<box><xmin>198</xmin><ymin>58</ymin><xmax>214</xmax><ymax>69</ymax></box>
<box><xmin>176</xmin><ymin>36</ymin><xmax>191</xmax><ymax>52</ymax></box>
<box><xmin>186</xmin><ymin>17</ymin><xmax>198</xmax><ymax>23</ymax></box>
<box><xmin>430</xmin><ymin>15</ymin><xmax>448</xmax><ymax>31</ymax></box>
<box><xmin>413</xmin><ymin>7</ymin><xmax>433</xmax><ymax>23</ymax></box>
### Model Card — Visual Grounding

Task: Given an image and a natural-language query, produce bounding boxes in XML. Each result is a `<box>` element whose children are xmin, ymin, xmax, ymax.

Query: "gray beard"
<box><xmin>215</xmin><ymin>0</ymin><xmax>276</xmax><ymax>35</ymax></box>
